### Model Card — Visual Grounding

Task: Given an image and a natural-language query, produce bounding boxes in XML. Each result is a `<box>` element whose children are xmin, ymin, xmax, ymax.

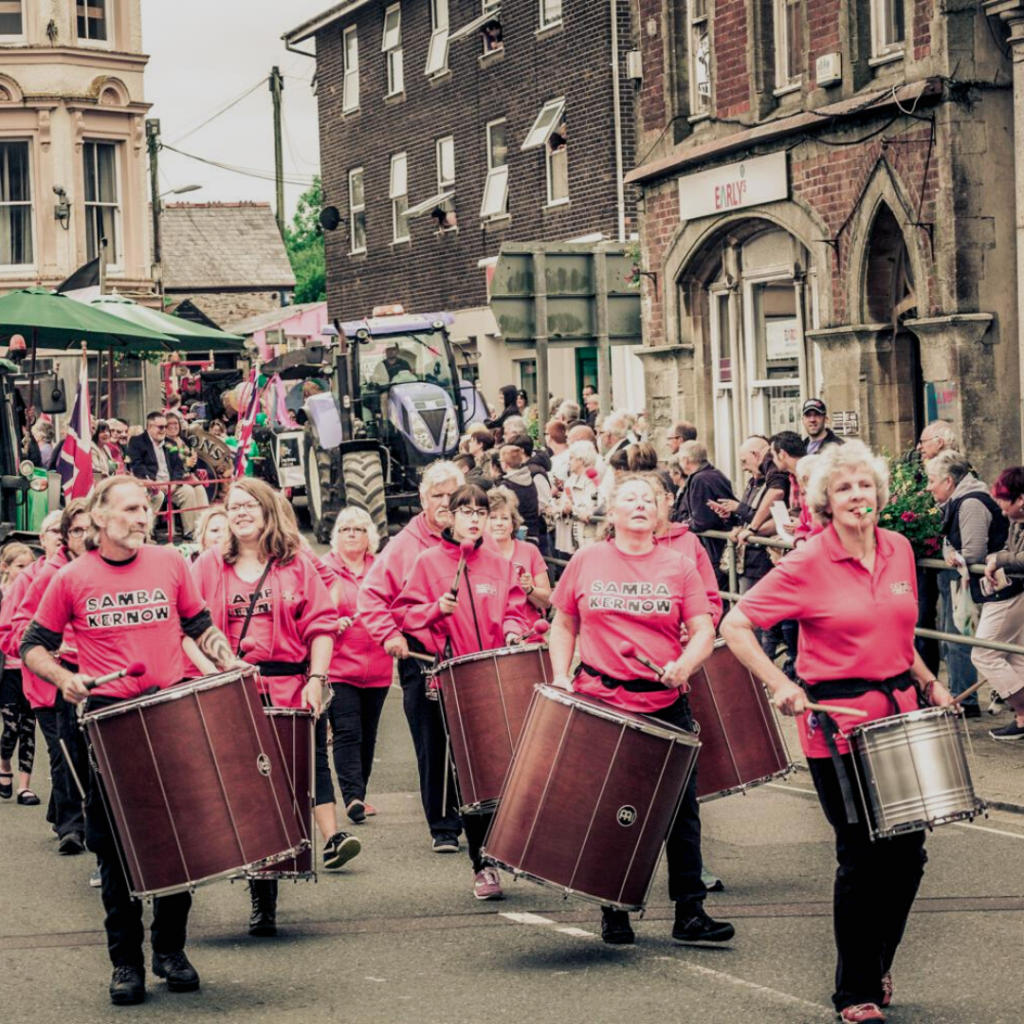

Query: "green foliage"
<box><xmin>878</xmin><ymin>453</ymin><xmax>943</xmax><ymax>558</ymax></box>
<box><xmin>284</xmin><ymin>176</ymin><xmax>326</xmax><ymax>304</ymax></box>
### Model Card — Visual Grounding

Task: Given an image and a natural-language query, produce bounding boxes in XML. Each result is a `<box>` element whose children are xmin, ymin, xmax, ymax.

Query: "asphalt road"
<box><xmin>1</xmin><ymin>679</ymin><xmax>1022</xmax><ymax>1024</ymax></box>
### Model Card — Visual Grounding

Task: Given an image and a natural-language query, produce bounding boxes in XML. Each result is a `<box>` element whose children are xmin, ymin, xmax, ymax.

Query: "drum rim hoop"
<box><xmin>847</xmin><ymin>703</ymin><xmax>961</xmax><ymax>739</ymax></box>
<box><xmin>435</xmin><ymin>644</ymin><xmax>549</xmax><ymax>671</ymax></box>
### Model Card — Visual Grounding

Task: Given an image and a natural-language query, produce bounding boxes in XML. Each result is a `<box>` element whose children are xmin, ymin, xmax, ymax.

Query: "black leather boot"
<box><xmin>248</xmin><ymin>879</ymin><xmax>278</xmax><ymax>937</ymax></box>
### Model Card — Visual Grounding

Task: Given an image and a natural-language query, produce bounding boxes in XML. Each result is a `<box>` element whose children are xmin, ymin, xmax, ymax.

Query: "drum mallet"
<box><xmin>801</xmin><ymin>701</ymin><xmax>869</xmax><ymax>719</ymax></box>
<box><xmin>451</xmin><ymin>539</ymin><xmax>475</xmax><ymax>598</ymax></box>
<box><xmin>509</xmin><ymin>620</ymin><xmax>549</xmax><ymax>645</ymax></box>
<box><xmin>618</xmin><ymin>642</ymin><xmax>679</xmax><ymax>690</ymax></box>
<box><xmin>406</xmin><ymin>651</ymin><xmax>437</xmax><ymax>666</ymax></box>
<box><xmin>951</xmin><ymin>679</ymin><xmax>986</xmax><ymax>706</ymax></box>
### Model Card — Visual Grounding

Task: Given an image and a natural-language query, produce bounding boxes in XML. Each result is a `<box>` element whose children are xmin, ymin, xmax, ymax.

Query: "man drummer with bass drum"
<box><xmin>548</xmin><ymin>473</ymin><xmax>735</xmax><ymax>946</ymax></box>
<box><xmin>391</xmin><ymin>483</ymin><xmax>531</xmax><ymax>901</ymax></box>
<box><xmin>21</xmin><ymin>477</ymin><xmax>246</xmax><ymax>1007</ymax></box>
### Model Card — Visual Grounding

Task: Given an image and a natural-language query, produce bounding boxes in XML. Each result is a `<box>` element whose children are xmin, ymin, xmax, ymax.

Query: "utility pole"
<box><xmin>270</xmin><ymin>67</ymin><xmax>285</xmax><ymax>237</ymax></box>
<box><xmin>146</xmin><ymin>118</ymin><xmax>161</xmax><ymax>277</ymax></box>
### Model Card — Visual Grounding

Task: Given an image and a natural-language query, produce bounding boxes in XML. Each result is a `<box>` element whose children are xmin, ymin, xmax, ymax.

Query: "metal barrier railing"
<box><xmin>138</xmin><ymin>477</ymin><xmax>230</xmax><ymax>541</ymax></box>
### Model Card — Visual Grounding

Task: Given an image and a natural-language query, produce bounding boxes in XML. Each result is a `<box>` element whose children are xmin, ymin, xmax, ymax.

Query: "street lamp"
<box><xmin>159</xmin><ymin>184</ymin><xmax>203</xmax><ymax>199</ymax></box>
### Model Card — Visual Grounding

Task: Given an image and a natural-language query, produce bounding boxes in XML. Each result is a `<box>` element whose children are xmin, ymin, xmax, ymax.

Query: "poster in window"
<box><xmin>765</xmin><ymin>318</ymin><xmax>800</xmax><ymax>362</ymax></box>
<box><xmin>768</xmin><ymin>393</ymin><xmax>800</xmax><ymax>435</ymax></box>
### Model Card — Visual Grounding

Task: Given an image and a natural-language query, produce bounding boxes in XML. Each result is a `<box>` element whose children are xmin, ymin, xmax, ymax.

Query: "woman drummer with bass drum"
<box><xmin>391</xmin><ymin>483</ymin><xmax>531</xmax><ymax>901</ymax></box>
<box><xmin>721</xmin><ymin>440</ymin><xmax>953</xmax><ymax>1024</ymax></box>
<box><xmin>548</xmin><ymin>473</ymin><xmax>735</xmax><ymax>946</ymax></box>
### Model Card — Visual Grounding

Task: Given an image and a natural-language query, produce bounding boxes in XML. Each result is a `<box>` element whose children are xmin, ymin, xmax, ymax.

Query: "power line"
<box><xmin>161</xmin><ymin>142</ymin><xmax>316</xmax><ymax>187</ymax></box>
<box><xmin>168</xmin><ymin>78</ymin><xmax>266</xmax><ymax>145</ymax></box>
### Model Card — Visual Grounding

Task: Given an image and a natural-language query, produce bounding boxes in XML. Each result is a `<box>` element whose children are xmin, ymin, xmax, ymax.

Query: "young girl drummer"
<box><xmin>390</xmin><ymin>484</ymin><xmax>530</xmax><ymax>901</ymax></box>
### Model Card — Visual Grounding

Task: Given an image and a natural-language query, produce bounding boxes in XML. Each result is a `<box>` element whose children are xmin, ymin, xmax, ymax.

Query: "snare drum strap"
<box><xmin>802</xmin><ymin>672</ymin><xmax>916</xmax><ymax>826</ymax></box>
<box><xmin>235</xmin><ymin>559</ymin><xmax>276</xmax><ymax>658</ymax></box>
<box><xmin>577</xmin><ymin>662</ymin><xmax>665</xmax><ymax>694</ymax></box>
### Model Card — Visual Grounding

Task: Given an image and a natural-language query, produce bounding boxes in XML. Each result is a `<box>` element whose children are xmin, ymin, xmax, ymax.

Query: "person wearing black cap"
<box><xmin>802</xmin><ymin>399</ymin><xmax>843</xmax><ymax>454</ymax></box>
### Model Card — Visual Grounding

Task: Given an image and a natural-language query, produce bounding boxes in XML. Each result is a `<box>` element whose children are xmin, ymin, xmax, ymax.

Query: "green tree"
<box><xmin>285</xmin><ymin>176</ymin><xmax>326</xmax><ymax>303</ymax></box>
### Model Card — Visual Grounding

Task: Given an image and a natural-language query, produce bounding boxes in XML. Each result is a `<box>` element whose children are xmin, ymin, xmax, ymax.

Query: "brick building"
<box><xmin>285</xmin><ymin>0</ymin><xmax>645</xmax><ymax>413</ymax></box>
<box><xmin>626</xmin><ymin>2</ymin><xmax>1020</xmax><ymax>484</ymax></box>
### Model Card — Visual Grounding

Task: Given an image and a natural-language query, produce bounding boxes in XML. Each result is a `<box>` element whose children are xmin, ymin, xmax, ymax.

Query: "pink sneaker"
<box><xmin>839</xmin><ymin>1004</ymin><xmax>885</xmax><ymax>1023</ymax></box>
<box><xmin>473</xmin><ymin>867</ymin><xmax>504</xmax><ymax>901</ymax></box>
<box><xmin>880</xmin><ymin>972</ymin><xmax>893</xmax><ymax>1008</ymax></box>
<box><xmin>363</xmin><ymin>803</ymin><xmax>378</xmax><ymax>816</ymax></box>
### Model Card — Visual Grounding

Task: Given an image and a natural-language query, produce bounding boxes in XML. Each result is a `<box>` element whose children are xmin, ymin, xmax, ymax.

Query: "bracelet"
<box><xmin>919</xmin><ymin>678</ymin><xmax>937</xmax><ymax>699</ymax></box>
<box><xmin>525</xmin><ymin>585</ymin><xmax>535</xmax><ymax>595</ymax></box>
<box><xmin>306</xmin><ymin>673</ymin><xmax>329</xmax><ymax>683</ymax></box>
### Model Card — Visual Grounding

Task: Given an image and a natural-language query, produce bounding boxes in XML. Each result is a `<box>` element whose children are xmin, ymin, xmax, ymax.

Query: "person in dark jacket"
<box><xmin>675</xmin><ymin>441</ymin><xmax>736</xmax><ymax>570</ymax></box>
<box><xmin>801</xmin><ymin>399</ymin><xmax>844</xmax><ymax>454</ymax></box>
<box><xmin>484</xmin><ymin>385</ymin><xmax>519</xmax><ymax>434</ymax></box>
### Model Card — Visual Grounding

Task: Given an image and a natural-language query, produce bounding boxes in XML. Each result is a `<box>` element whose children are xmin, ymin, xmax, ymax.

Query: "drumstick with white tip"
<box><xmin>85</xmin><ymin>661</ymin><xmax>147</xmax><ymax>690</ymax></box>
<box><xmin>509</xmin><ymin>620</ymin><xmax>549</xmax><ymax>645</ymax></box>
<box><xmin>618</xmin><ymin>642</ymin><xmax>677</xmax><ymax>689</ymax></box>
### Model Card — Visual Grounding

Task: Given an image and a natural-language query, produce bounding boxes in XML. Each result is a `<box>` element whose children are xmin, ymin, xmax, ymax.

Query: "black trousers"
<box><xmin>0</xmin><ymin>668</ymin><xmax>35</xmax><ymax>774</ymax></box>
<box><xmin>464</xmin><ymin>811</ymin><xmax>494</xmax><ymax>873</ymax></box>
<box><xmin>398</xmin><ymin>656</ymin><xmax>461</xmax><ymax>837</ymax></box>
<box><xmin>808</xmin><ymin>754</ymin><xmax>927</xmax><ymax>1012</ymax></box>
<box><xmin>649</xmin><ymin>697</ymin><xmax>705</xmax><ymax>908</ymax></box>
<box><xmin>328</xmin><ymin>683</ymin><xmax>389</xmax><ymax>805</ymax></box>
<box><xmin>84</xmin><ymin>751</ymin><xmax>191</xmax><ymax>969</ymax></box>
<box><xmin>313</xmin><ymin>712</ymin><xmax>334</xmax><ymax>807</ymax></box>
<box><xmin>35</xmin><ymin>693</ymin><xmax>86</xmax><ymax>838</ymax></box>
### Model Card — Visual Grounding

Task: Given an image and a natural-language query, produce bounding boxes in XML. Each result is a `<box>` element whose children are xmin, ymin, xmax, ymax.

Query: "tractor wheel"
<box><xmin>304</xmin><ymin>426</ymin><xmax>339</xmax><ymax>544</ymax></box>
<box><xmin>341</xmin><ymin>448</ymin><xmax>388</xmax><ymax>540</ymax></box>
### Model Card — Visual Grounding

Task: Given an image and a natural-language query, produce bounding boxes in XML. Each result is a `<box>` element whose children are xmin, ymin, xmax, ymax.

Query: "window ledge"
<box><xmin>348</xmin><ymin>250</ymin><xmax>367</xmax><ymax>259</ymax></box>
<box><xmin>545</xmin><ymin>198</ymin><xmax>570</xmax><ymax>210</ymax></box>
<box><xmin>384</xmin><ymin>91</ymin><xmax>406</xmax><ymax>105</ymax></box>
<box><xmin>687</xmin><ymin>111</ymin><xmax>711</xmax><ymax>126</ymax></box>
<box><xmin>482</xmin><ymin>214</ymin><xmax>511</xmax><ymax>231</ymax></box>
<box><xmin>428</xmin><ymin>68</ymin><xmax>452</xmax><ymax>85</ymax></box>
<box><xmin>535</xmin><ymin>22</ymin><xmax>564</xmax><ymax>42</ymax></box>
<box><xmin>390</xmin><ymin>239</ymin><xmax>412</xmax><ymax>249</ymax></box>
<box><xmin>478</xmin><ymin>47</ymin><xmax>505</xmax><ymax>68</ymax></box>
<box><xmin>772</xmin><ymin>81</ymin><xmax>802</xmax><ymax>99</ymax></box>
<box><xmin>869</xmin><ymin>50</ymin><xmax>904</xmax><ymax>69</ymax></box>
<box><xmin>342</xmin><ymin>106</ymin><xmax>360</xmax><ymax>118</ymax></box>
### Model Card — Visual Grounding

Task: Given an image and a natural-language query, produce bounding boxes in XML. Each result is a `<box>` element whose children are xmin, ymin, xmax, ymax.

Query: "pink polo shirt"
<box><xmin>737</xmin><ymin>524</ymin><xmax>920</xmax><ymax>758</ymax></box>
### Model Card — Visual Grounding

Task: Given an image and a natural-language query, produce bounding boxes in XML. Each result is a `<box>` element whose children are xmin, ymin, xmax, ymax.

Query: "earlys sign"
<box><xmin>678</xmin><ymin>151</ymin><xmax>788</xmax><ymax>221</ymax></box>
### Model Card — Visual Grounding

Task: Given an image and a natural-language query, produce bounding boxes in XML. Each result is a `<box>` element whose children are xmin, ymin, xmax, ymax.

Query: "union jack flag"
<box><xmin>58</xmin><ymin>356</ymin><xmax>94</xmax><ymax>500</ymax></box>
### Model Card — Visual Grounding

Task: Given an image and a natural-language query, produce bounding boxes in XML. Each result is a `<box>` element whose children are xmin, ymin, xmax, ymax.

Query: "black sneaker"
<box><xmin>672</xmin><ymin>906</ymin><xmax>735</xmax><ymax>943</ymax></box>
<box><xmin>600</xmin><ymin>907</ymin><xmax>635</xmax><ymax>945</ymax></box>
<box><xmin>324</xmin><ymin>831</ymin><xmax>362</xmax><ymax>869</ymax></box>
<box><xmin>59</xmin><ymin>831</ymin><xmax>85</xmax><ymax>856</ymax></box>
<box><xmin>110</xmin><ymin>965</ymin><xmax>145</xmax><ymax>1005</ymax></box>
<box><xmin>990</xmin><ymin>720</ymin><xmax>1024</xmax><ymax>742</ymax></box>
<box><xmin>431</xmin><ymin>832</ymin><xmax>460</xmax><ymax>854</ymax></box>
<box><xmin>152</xmin><ymin>950</ymin><xmax>200</xmax><ymax>992</ymax></box>
<box><xmin>962</xmin><ymin>704</ymin><xmax>981</xmax><ymax>719</ymax></box>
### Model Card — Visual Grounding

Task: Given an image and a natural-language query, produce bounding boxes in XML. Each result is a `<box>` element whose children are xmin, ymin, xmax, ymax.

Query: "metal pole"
<box><xmin>608</xmin><ymin>0</ymin><xmax>626</xmax><ymax>243</ymax></box>
<box><xmin>534</xmin><ymin>252</ymin><xmax>549</xmax><ymax>429</ymax></box>
<box><xmin>594</xmin><ymin>247</ymin><xmax>612</xmax><ymax>412</ymax></box>
<box><xmin>146</xmin><ymin>119</ymin><xmax>161</xmax><ymax>274</ymax></box>
<box><xmin>270</xmin><ymin>67</ymin><xmax>285</xmax><ymax>238</ymax></box>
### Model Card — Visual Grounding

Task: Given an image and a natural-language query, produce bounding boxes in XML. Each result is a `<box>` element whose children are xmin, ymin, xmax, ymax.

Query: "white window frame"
<box><xmin>0</xmin><ymin>1</ymin><xmax>25</xmax><ymax>40</ymax></box>
<box><xmin>774</xmin><ymin>0</ymin><xmax>802</xmax><ymax>89</ymax></box>
<box><xmin>689</xmin><ymin>0</ymin><xmax>710</xmax><ymax>118</ymax></box>
<box><xmin>83</xmin><ymin>139</ymin><xmax>121</xmax><ymax>269</ymax></box>
<box><xmin>481</xmin><ymin>118</ymin><xmax>509</xmax><ymax>220</ymax></box>
<box><xmin>405</xmin><ymin>137</ymin><xmax>456</xmax><ymax>221</ymax></box>
<box><xmin>390</xmin><ymin>152</ymin><xmax>410</xmax><ymax>243</ymax></box>
<box><xmin>539</xmin><ymin>0</ymin><xmax>562</xmax><ymax>30</ymax></box>
<box><xmin>343</xmin><ymin>26</ymin><xmax>360</xmax><ymax>113</ymax></box>
<box><xmin>546</xmin><ymin>128</ymin><xmax>568</xmax><ymax>206</ymax></box>
<box><xmin>521</xmin><ymin>97</ymin><xmax>565</xmax><ymax>151</ymax></box>
<box><xmin>382</xmin><ymin>4</ymin><xmax>404</xmax><ymax>97</ymax></box>
<box><xmin>349</xmin><ymin>167</ymin><xmax>366</xmax><ymax>254</ymax></box>
<box><xmin>449</xmin><ymin>5</ymin><xmax>500</xmax><ymax>43</ymax></box>
<box><xmin>425</xmin><ymin>0</ymin><xmax>450</xmax><ymax>77</ymax></box>
<box><xmin>76</xmin><ymin>0</ymin><xmax>110</xmax><ymax>46</ymax></box>
<box><xmin>871</xmin><ymin>0</ymin><xmax>905</xmax><ymax>59</ymax></box>
<box><xmin>0</xmin><ymin>139</ymin><xmax>34</xmax><ymax>269</ymax></box>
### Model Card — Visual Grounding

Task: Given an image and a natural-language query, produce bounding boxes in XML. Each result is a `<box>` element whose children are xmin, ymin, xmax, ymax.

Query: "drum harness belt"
<box><xmin>577</xmin><ymin>662</ymin><xmax>666</xmax><ymax>694</ymax></box>
<box><xmin>802</xmin><ymin>671</ymin><xmax>918</xmax><ymax>825</ymax></box>
<box><xmin>234</xmin><ymin>560</ymin><xmax>306</xmax><ymax>677</ymax></box>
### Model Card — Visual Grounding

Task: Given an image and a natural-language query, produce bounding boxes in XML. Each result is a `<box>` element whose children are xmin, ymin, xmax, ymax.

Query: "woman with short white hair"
<box><xmin>722</xmin><ymin>439</ymin><xmax>953</xmax><ymax>1024</ymax></box>
<box><xmin>323</xmin><ymin>506</ymin><xmax>391</xmax><ymax>824</ymax></box>
<box><xmin>559</xmin><ymin>440</ymin><xmax>601</xmax><ymax>550</ymax></box>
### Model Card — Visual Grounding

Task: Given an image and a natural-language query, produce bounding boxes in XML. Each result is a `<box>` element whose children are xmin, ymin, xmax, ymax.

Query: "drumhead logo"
<box><xmin>616</xmin><ymin>805</ymin><xmax>638</xmax><ymax>827</ymax></box>
<box><xmin>256</xmin><ymin>753</ymin><xmax>272</xmax><ymax>777</ymax></box>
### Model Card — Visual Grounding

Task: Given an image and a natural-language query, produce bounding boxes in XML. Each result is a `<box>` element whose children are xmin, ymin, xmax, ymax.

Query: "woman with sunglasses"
<box><xmin>391</xmin><ymin>484</ymin><xmax>531</xmax><ymax>901</ymax></box>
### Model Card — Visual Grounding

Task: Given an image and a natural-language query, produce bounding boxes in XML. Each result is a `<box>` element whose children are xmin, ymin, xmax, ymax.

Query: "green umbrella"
<box><xmin>90</xmin><ymin>295</ymin><xmax>246</xmax><ymax>353</ymax></box>
<box><xmin>0</xmin><ymin>287</ymin><xmax>174</xmax><ymax>352</ymax></box>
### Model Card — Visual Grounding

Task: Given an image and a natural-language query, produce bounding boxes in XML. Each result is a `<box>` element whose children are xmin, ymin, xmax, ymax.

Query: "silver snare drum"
<box><xmin>848</xmin><ymin>706</ymin><xmax>986</xmax><ymax>841</ymax></box>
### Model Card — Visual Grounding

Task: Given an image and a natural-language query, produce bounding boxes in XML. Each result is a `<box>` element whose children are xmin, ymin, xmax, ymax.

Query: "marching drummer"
<box><xmin>548</xmin><ymin>474</ymin><xmax>735</xmax><ymax>946</ymax></box>
<box><xmin>721</xmin><ymin>440</ymin><xmax>953</xmax><ymax>1024</ymax></box>
<box><xmin>20</xmin><ymin>477</ymin><xmax>244</xmax><ymax>1006</ymax></box>
<box><xmin>191</xmin><ymin>478</ymin><xmax>356</xmax><ymax>939</ymax></box>
<box><xmin>391</xmin><ymin>483</ymin><xmax>531</xmax><ymax>901</ymax></box>
<box><xmin>486</xmin><ymin>486</ymin><xmax>552</xmax><ymax>628</ymax></box>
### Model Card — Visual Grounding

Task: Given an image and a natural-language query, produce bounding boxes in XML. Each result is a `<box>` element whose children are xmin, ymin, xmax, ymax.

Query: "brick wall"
<box><xmin>316</xmin><ymin>0</ymin><xmax>636</xmax><ymax>322</ymax></box>
<box><xmin>712</xmin><ymin>0</ymin><xmax>750</xmax><ymax>118</ymax></box>
<box><xmin>807</xmin><ymin>0</ymin><xmax>842</xmax><ymax>90</ymax></box>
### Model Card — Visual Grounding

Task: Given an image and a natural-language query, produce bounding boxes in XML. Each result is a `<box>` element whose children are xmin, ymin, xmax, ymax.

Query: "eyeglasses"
<box><xmin>454</xmin><ymin>507</ymin><xmax>488</xmax><ymax>519</ymax></box>
<box><xmin>226</xmin><ymin>500</ymin><xmax>261</xmax><ymax>515</ymax></box>
<box><xmin>43</xmin><ymin>527</ymin><xmax>61</xmax><ymax>536</ymax></box>
<box><xmin>152</xmin><ymin>423</ymin><xmax>167</xmax><ymax>430</ymax></box>
<box><xmin>67</xmin><ymin>527</ymin><xmax>87</xmax><ymax>538</ymax></box>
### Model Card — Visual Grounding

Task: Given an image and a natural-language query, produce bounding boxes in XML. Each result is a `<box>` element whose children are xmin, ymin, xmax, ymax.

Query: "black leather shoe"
<box><xmin>110</xmin><ymin>965</ymin><xmax>146</xmax><ymax>1005</ymax></box>
<box><xmin>58</xmin><ymin>831</ymin><xmax>85</xmax><ymax>855</ymax></box>
<box><xmin>600</xmin><ymin>907</ymin><xmax>635</xmax><ymax>945</ymax></box>
<box><xmin>248</xmin><ymin>879</ymin><xmax>278</xmax><ymax>936</ymax></box>
<box><xmin>152</xmin><ymin>950</ymin><xmax>200</xmax><ymax>992</ymax></box>
<box><xmin>672</xmin><ymin>906</ymin><xmax>735</xmax><ymax>943</ymax></box>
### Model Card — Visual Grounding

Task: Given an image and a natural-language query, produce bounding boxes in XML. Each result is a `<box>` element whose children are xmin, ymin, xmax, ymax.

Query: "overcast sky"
<box><xmin>141</xmin><ymin>0</ymin><xmax>328</xmax><ymax>223</ymax></box>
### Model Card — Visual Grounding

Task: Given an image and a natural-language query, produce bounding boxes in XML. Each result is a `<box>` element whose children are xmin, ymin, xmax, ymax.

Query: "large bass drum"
<box><xmin>483</xmin><ymin>685</ymin><xmax>700</xmax><ymax>912</ymax></box>
<box><xmin>82</xmin><ymin>668</ymin><xmax>308</xmax><ymax>898</ymax></box>
<box><xmin>848</xmin><ymin>705</ymin><xmax>986</xmax><ymax>841</ymax></box>
<box><xmin>432</xmin><ymin>645</ymin><xmax>552</xmax><ymax>814</ymax></box>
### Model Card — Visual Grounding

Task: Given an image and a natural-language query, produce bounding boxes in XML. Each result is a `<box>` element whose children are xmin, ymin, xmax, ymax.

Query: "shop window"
<box><xmin>382</xmin><ymin>4</ymin><xmax>404</xmax><ymax>96</ymax></box>
<box><xmin>426</xmin><ymin>0</ymin><xmax>450</xmax><ymax>76</ymax></box>
<box><xmin>481</xmin><ymin>118</ymin><xmax>509</xmax><ymax>220</ymax></box>
<box><xmin>0</xmin><ymin>1</ymin><xmax>23</xmax><ymax>37</ymax></box>
<box><xmin>539</xmin><ymin>0</ymin><xmax>562</xmax><ymax>30</ymax></box>
<box><xmin>774</xmin><ymin>0</ymin><xmax>802</xmax><ymax>89</ymax></box>
<box><xmin>0</xmin><ymin>140</ymin><xmax>34</xmax><ymax>267</ymax></box>
<box><xmin>349</xmin><ymin>167</ymin><xmax>366</xmax><ymax>253</ymax></box>
<box><xmin>83</xmin><ymin>140</ymin><xmax>120</xmax><ymax>266</ymax></box>
<box><xmin>871</xmin><ymin>0</ymin><xmax>905</xmax><ymax>59</ymax></box>
<box><xmin>77</xmin><ymin>0</ymin><xmax>108</xmax><ymax>42</ymax></box>
<box><xmin>390</xmin><ymin>152</ymin><xmax>409</xmax><ymax>243</ymax></box>
<box><xmin>343</xmin><ymin>26</ymin><xmax>360</xmax><ymax>113</ymax></box>
<box><xmin>689</xmin><ymin>0</ymin><xmax>710</xmax><ymax>117</ymax></box>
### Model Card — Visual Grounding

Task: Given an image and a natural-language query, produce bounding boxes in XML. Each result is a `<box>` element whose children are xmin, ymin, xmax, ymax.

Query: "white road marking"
<box><xmin>767</xmin><ymin>782</ymin><xmax>817</xmax><ymax>795</ymax></box>
<box><xmin>500</xmin><ymin>912</ymin><xmax>556</xmax><ymax>926</ymax></box>
<box><xmin>951</xmin><ymin>821</ymin><xmax>1024</xmax><ymax>841</ymax></box>
<box><xmin>555</xmin><ymin>927</ymin><xmax>597</xmax><ymax>938</ymax></box>
<box><xmin>655</xmin><ymin>957</ymin><xmax>833</xmax><ymax>1015</ymax></box>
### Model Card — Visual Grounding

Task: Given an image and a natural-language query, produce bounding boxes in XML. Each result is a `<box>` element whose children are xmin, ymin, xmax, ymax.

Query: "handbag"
<box><xmin>950</xmin><ymin>570</ymin><xmax>980</xmax><ymax>636</ymax></box>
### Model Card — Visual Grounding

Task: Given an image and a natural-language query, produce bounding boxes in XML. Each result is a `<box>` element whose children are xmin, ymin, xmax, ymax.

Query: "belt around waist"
<box><xmin>578</xmin><ymin>661</ymin><xmax>669</xmax><ymax>694</ymax></box>
<box><xmin>256</xmin><ymin>660</ymin><xmax>307</xmax><ymax>677</ymax></box>
<box><xmin>805</xmin><ymin>672</ymin><xmax>916</xmax><ymax>703</ymax></box>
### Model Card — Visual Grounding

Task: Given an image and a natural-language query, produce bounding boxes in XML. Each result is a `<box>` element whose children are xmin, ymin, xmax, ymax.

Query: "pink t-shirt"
<box><xmin>33</xmin><ymin>547</ymin><xmax>206</xmax><ymax>699</ymax></box>
<box><xmin>552</xmin><ymin>542</ymin><xmax>711</xmax><ymax>713</ymax></box>
<box><xmin>509</xmin><ymin>539</ymin><xmax>548</xmax><ymax>628</ymax></box>
<box><xmin>737</xmin><ymin>524</ymin><xmax>920</xmax><ymax>757</ymax></box>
